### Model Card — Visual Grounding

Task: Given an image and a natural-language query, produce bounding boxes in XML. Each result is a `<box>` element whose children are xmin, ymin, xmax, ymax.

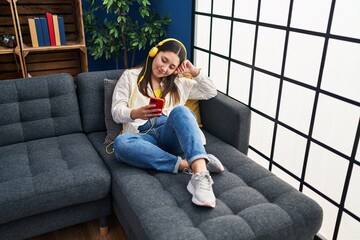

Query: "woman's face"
<box><xmin>151</xmin><ymin>51</ymin><xmax>180</xmax><ymax>79</ymax></box>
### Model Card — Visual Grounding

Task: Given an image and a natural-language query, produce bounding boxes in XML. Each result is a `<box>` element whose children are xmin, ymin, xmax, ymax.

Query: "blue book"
<box><xmin>58</xmin><ymin>16</ymin><xmax>67</xmax><ymax>45</ymax></box>
<box><xmin>40</xmin><ymin>17</ymin><xmax>50</xmax><ymax>46</ymax></box>
<box><xmin>34</xmin><ymin>18</ymin><xmax>44</xmax><ymax>46</ymax></box>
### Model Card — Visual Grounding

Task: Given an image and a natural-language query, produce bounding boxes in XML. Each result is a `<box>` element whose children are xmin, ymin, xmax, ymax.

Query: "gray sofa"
<box><xmin>0</xmin><ymin>70</ymin><xmax>323</xmax><ymax>240</ymax></box>
<box><xmin>0</xmin><ymin>74</ymin><xmax>111</xmax><ymax>240</ymax></box>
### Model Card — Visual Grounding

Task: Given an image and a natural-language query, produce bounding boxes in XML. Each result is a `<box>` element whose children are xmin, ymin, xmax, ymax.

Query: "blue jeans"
<box><xmin>113</xmin><ymin>106</ymin><xmax>208</xmax><ymax>173</ymax></box>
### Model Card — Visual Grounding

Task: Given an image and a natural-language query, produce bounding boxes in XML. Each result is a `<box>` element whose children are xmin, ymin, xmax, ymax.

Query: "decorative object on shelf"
<box><xmin>0</xmin><ymin>34</ymin><xmax>17</xmax><ymax>48</ymax></box>
<box><xmin>84</xmin><ymin>0</ymin><xmax>171</xmax><ymax>69</ymax></box>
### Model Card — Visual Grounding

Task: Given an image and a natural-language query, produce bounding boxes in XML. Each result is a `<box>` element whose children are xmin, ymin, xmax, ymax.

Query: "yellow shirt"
<box><xmin>153</xmin><ymin>89</ymin><xmax>162</xmax><ymax>98</ymax></box>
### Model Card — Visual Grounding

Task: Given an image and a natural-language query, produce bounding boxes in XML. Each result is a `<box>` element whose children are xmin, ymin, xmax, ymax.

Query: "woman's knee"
<box><xmin>171</xmin><ymin>105</ymin><xmax>195</xmax><ymax>119</ymax></box>
<box><xmin>114</xmin><ymin>133</ymin><xmax>138</xmax><ymax>152</ymax></box>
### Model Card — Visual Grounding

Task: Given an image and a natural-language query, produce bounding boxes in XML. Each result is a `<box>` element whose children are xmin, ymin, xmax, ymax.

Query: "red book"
<box><xmin>45</xmin><ymin>12</ymin><xmax>56</xmax><ymax>46</ymax></box>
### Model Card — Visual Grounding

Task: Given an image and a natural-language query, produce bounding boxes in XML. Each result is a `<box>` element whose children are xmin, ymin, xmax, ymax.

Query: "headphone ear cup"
<box><xmin>148</xmin><ymin>46</ymin><xmax>158</xmax><ymax>57</ymax></box>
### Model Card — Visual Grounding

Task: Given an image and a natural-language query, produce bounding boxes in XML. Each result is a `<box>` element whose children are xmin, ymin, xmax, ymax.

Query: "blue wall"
<box><xmin>152</xmin><ymin>0</ymin><xmax>192</xmax><ymax>59</ymax></box>
<box><xmin>82</xmin><ymin>0</ymin><xmax>192</xmax><ymax>71</ymax></box>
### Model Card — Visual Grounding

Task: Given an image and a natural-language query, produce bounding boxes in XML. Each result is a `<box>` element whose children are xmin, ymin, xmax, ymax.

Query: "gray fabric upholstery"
<box><xmin>0</xmin><ymin>133</ymin><xmax>110</xmax><ymax>224</ymax></box>
<box><xmin>76</xmin><ymin>69</ymin><xmax>125</xmax><ymax>134</ymax></box>
<box><xmin>0</xmin><ymin>197</ymin><xmax>111</xmax><ymax>240</ymax></box>
<box><xmin>87</xmin><ymin>130</ymin><xmax>323</xmax><ymax>240</ymax></box>
<box><xmin>103</xmin><ymin>78</ymin><xmax>122</xmax><ymax>144</ymax></box>
<box><xmin>0</xmin><ymin>74</ymin><xmax>112</xmax><ymax>240</ymax></box>
<box><xmin>200</xmin><ymin>93</ymin><xmax>251</xmax><ymax>155</ymax></box>
<box><xmin>0</xmin><ymin>74</ymin><xmax>82</xmax><ymax>147</ymax></box>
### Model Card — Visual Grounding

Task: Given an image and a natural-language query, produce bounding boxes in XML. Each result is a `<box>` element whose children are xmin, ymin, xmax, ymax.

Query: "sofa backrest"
<box><xmin>76</xmin><ymin>69</ymin><xmax>125</xmax><ymax>133</ymax></box>
<box><xmin>0</xmin><ymin>73</ymin><xmax>82</xmax><ymax>147</ymax></box>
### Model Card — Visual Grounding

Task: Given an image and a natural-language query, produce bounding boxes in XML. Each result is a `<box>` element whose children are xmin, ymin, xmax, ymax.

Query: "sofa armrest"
<box><xmin>199</xmin><ymin>92</ymin><xmax>251</xmax><ymax>155</ymax></box>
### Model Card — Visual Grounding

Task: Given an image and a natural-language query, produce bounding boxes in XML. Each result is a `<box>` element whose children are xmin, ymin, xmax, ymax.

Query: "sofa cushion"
<box><xmin>181</xmin><ymin>72</ymin><xmax>203</xmax><ymax>127</ymax></box>
<box><xmin>0</xmin><ymin>133</ymin><xmax>111</xmax><ymax>224</ymax></box>
<box><xmin>104</xmin><ymin>78</ymin><xmax>123</xmax><ymax>144</ymax></box>
<box><xmin>87</xmin><ymin>131</ymin><xmax>322</xmax><ymax>240</ymax></box>
<box><xmin>0</xmin><ymin>74</ymin><xmax>82</xmax><ymax>147</ymax></box>
<box><xmin>76</xmin><ymin>70</ymin><xmax>125</xmax><ymax>134</ymax></box>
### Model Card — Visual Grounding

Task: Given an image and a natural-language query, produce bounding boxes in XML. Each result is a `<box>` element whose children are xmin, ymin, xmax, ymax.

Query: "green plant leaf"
<box><xmin>84</xmin><ymin>0</ymin><xmax>171</xmax><ymax>68</ymax></box>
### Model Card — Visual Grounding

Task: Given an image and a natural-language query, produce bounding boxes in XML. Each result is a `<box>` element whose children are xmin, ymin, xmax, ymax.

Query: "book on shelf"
<box><xmin>58</xmin><ymin>16</ymin><xmax>67</xmax><ymax>45</ymax></box>
<box><xmin>40</xmin><ymin>17</ymin><xmax>51</xmax><ymax>46</ymax></box>
<box><xmin>34</xmin><ymin>18</ymin><xmax>45</xmax><ymax>47</ymax></box>
<box><xmin>45</xmin><ymin>12</ymin><xmax>56</xmax><ymax>46</ymax></box>
<box><xmin>27</xmin><ymin>13</ymin><xmax>67</xmax><ymax>48</ymax></box>
<box><xmin>53</xmin><ymin>15</ymin><xmax>61</xmax><ymax>46</ymax></box>
<box><xmin>28</xmin><ymin>18</ymin><xmax>38</xmax><ymax>47</ymax></box>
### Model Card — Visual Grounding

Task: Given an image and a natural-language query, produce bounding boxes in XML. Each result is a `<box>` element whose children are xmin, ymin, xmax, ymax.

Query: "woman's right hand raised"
<box><xmin>130</xmin><ymin>104</ymin><xmax>162</xmax><ymax>120</ymax></box>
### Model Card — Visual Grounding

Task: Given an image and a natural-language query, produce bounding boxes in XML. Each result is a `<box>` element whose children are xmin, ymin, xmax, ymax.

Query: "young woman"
<box><xmin>111</xmin><ymin>38</ymin><xmax>224</xmax><ymax>208</ymax></box>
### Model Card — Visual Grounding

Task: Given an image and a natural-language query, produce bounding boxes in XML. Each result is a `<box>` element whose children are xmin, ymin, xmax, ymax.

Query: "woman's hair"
<box><xmin>138</xmin><ymin>40</ymin><xmax>186</xmax><ymax>105</ymax></box>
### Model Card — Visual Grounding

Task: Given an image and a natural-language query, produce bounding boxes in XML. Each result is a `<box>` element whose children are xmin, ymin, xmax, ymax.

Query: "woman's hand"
<box><xmin>130</xmin><ymin>104</ymin><xmax>162</xmax><ymax>120</ymax></box>
<box><xmin>174</xmin><ymin>60</ymin><xmax>201</xmax><ymax>77</ymax></box>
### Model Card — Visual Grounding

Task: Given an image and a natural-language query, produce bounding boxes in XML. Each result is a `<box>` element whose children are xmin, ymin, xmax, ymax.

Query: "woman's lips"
<box><xmin>157</xmin><ymin>68</ymin><xmax>164</xmax><ymax>75</ymax></box>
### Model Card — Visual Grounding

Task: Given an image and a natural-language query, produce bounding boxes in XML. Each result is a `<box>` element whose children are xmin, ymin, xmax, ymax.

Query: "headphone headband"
<box><xmin>148</xmin><ymin>38</ymin><xmax>187</xmax><ymax>58</ymax></box>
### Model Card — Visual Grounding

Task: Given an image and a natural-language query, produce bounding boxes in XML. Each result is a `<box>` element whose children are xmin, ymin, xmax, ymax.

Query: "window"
<box><xmin>193</xmin><ymin>0</ymin><xmax>360</xmax><ymax>239</ymax></box>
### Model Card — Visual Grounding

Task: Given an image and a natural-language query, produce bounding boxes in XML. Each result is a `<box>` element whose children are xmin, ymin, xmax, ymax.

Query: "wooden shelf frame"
<box><xmin>0</xmin><ymin>0</ymin><xmax>87</xmax><ymax>80</ymax></box>
<box><xmin>0</xmin><ymin>0</ymin><xmax>25</xmax><ymax>79</ymax></box>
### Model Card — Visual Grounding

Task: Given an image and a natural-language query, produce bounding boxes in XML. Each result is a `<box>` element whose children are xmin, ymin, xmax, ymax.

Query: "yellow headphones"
<box><xmin>148</xmin><ymin>38</ymin><xmax>187</xmax><ymax>58</ymax></box>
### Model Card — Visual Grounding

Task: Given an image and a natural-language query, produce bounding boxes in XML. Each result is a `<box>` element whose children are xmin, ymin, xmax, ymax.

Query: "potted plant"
<box><xmin>84</xmin><ymin>0</ymin><xmax>171</xmax><ymax>69</ymax></box>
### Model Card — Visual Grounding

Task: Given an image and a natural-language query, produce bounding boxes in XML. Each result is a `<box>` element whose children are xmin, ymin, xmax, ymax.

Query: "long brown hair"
<box><xmin>138</xmin><ymin>40</ymin><xmax>186</xmax><ymax>105</ymax></box>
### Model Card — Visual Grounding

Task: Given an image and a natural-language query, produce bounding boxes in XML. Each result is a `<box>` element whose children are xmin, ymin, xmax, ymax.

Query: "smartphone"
<box><xmin>149</xmin><ymin>97</ymin><xmax>164</xmax><ymax>111</ymax></box>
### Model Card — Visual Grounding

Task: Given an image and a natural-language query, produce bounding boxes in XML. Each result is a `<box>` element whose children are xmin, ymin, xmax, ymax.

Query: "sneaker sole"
<box><xmin>187</xmin><ymin>181</ymin><xmax>216</xmax><ymax>208</ymax></box>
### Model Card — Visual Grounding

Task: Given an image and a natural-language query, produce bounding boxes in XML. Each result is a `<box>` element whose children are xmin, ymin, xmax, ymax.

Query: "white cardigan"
<box><xmin>111</xmin><ymin>67</ymin><xmax>217</xmax><ymax>134</ymax></box>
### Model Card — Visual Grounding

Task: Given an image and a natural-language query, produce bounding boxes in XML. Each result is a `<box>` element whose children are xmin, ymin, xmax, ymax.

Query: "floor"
<box><xmin>28</xmin><ymin>215</ymin><xmax>128</xmax><ymax>240</ymax></box>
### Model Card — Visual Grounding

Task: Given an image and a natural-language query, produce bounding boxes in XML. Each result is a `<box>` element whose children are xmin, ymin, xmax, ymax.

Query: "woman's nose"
<box><xmin>160</xmin><ymin>65</ymin><xmax>167</xmax><ymax>73</ymax></box>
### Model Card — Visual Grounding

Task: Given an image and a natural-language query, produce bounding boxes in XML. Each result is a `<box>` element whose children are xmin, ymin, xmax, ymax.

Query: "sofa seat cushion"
<box><xmin>87</xmin><ymin>131</ymin><xmax>322</xmax><ymax>240</ymax></box>
<box><xmin>0</xmin><ymin>133</ymin><xmax>111</xmax><ymax>224</ymax></box>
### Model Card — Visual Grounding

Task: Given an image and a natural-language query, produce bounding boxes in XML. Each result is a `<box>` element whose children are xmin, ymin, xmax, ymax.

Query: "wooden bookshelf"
<box><xmin>0</xmin><ymin>0</ymin><xmax>87</xmax><ymax>80</ymax></box>
<box><xmin>23</xmin><ymin>49</ymin><xmax>86</xmax><ymax>78</ymax></box>
<box><xmin>0</xmin><ymin>0</ymin><xmax>25</xmax><ymax>79</ymax></box>
<box><xmin>0</xmin><ymin>52</ymin><xmax>24</xmax><ymax>79</ymax></box>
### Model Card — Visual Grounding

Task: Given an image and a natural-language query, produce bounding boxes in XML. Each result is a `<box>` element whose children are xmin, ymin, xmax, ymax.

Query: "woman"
<box><xmin>111</xmin><ymin>38</ymin><xmax>224</xmax><ymax>208</ymax></box>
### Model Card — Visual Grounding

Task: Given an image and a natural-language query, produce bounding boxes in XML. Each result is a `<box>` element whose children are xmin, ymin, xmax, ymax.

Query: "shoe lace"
<box><xmin>195</xmin><ymin>172</ymin><xmax>213</xmax><ymax>191</ymax></box>
<box><xmin>182</xmin><ymin>168</ymin><xmax>193</xmax><ymax>175</ymax></box>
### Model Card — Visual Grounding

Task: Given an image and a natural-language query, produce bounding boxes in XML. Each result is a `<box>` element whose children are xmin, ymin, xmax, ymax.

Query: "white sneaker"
<box><xmin>206</xmin><ymin>154</ymin><xmax>224</xmax><ymax>173</ymax></box>
<box><xmin>187</xmin><ymin>171</ymin><xmax>216</xmax><ymax>208</ymax></box>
